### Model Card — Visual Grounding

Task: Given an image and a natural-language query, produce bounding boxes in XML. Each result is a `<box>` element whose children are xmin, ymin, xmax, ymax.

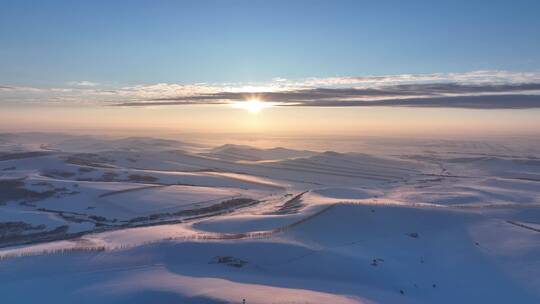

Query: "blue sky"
<box><xmin>1</xmin><ymin>0</ymin><xmax>540</xmax><ymax>86</ymax></box>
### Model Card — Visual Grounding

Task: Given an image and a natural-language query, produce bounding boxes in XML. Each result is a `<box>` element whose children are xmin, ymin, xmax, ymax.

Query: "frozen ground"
<box><xmin>1</xmin><ymin>133</ymin><xmax>540</xmax><ymax>303</ymax></box>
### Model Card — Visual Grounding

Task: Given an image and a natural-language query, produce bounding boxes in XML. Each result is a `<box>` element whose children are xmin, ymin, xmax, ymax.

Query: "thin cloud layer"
<box><xmin>116</xmin><ymin>82</ymin><xmax>540</xmax><ymax>109</ymax></box>
<box><xmin>291</xmin><ymin>94</ymin><xmax>540</xmax><ymax>109</ymax></box>
<box><xmin>2</xmin><ymin>70</ymin><xmax>540</xmax><ymax>109</ymax></box>
<box><xmin>68</xmin><ymin>81</ymin><xmax>99</xmax><ymax>87</ymax></box>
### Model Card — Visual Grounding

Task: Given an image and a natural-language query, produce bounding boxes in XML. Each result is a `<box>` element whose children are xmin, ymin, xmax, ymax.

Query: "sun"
<box><xmin>231</xmin><ymin>98</ymin><xmax>272</xmax><ymax>113</ymax></box>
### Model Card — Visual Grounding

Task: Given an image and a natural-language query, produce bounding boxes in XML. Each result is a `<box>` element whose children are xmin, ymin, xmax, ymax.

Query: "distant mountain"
<box><xmin>201</xmin><ymin>144</ymin><xmax>317</xmax><ymax>161</ymax></box>
<box><xmin>55</xmin><ymin>136</ymin><xmax>200</xmax><ymax>152</ymax></box>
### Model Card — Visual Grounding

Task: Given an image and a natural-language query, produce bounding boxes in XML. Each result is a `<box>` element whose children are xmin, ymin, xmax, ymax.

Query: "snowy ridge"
<box><xmin>1</xmin><ymin>133</ymin><xmax>540</xmax><ymax>303</ymax></box>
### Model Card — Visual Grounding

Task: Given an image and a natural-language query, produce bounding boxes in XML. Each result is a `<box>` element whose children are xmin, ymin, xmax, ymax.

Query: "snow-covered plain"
<box><xmin>1</xmin><ymin>133</ymin><xmax>540</xmax><ymax>303</ymax></box>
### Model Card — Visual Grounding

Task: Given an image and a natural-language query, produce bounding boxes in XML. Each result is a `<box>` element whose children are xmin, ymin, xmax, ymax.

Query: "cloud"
<box><xmin>115</xmin><ymin>82</ymin><xmax>540</xmax><ymax>109</ymax></box>
<box><xmin>3</xmin><ymin>70</ymin><xmax>540</xmax><ymax>109</ymax></box>
<box><xmin>0</xmin><ymin>85</ymin><xmax>15</xmax><ymax>91</ymax></box>
<box><xmin>0</xmin><ymin>85</ymin><xmax>48</xmax><ymax>93</ymax></box>
<box><xmin>68</xmin><ymin>81</ymin><xmax>99</xmax><ymax>87</ymax></box>
<box><xmin>288</xmin><ymin>94</ymin><xmax>540</xmax><ymax>109</ymax></box>
<box><xmin>291</xmin><ymin>70</ymin><xmax>540</xmax><ymax>87</ymax></box>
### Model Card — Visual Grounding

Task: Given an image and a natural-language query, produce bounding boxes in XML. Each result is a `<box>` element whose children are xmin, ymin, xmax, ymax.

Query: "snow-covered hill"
<box><xmin>1</xmin><ymin>133</ymin><xmax>540</xmax><ymax>303</ymax></box>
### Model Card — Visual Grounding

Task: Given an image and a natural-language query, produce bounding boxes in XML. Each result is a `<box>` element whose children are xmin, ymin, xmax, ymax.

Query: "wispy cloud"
<box><xmin>68</xmin><ymin>80</ymin><xmax>99</xmax><ymax>87</ymax></box>
<box><xmin>289</xmin><ymin>94</ymin><xmax>540</xmax><ymax>109</ymax></box>
<box><xmin>115</xmin><ymin>81</ymin><xmax>540</xmax><ymax>109</ymax></box>
<box><xmin>3</xmin><ymin>70</ymin><xmax>540</xmax><ymax>109</ymax></box>
<box><xmin>298</xmin><ymin>70</ymin><xmax>540</xmax><ymax>87</ymax></box>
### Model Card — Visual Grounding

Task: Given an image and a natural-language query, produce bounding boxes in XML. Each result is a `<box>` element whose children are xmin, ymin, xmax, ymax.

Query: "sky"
<box><xmin>1</xmin><ymin>0</ymin><xmax>540</xmax><ymax>138</ymax></box>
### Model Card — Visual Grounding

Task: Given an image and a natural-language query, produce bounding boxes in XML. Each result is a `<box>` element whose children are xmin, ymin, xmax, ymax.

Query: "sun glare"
<box><xmin>232</xmin><ymin>98</ymin><xmax>272</xmax><ymax>113</ymax></box>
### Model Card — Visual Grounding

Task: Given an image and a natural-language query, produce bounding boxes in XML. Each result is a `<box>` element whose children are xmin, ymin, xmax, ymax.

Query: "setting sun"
<box><xmin>231</xmin><ymin>98</ymin><xmax>273</xmax><ymax>113</ymax></box>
